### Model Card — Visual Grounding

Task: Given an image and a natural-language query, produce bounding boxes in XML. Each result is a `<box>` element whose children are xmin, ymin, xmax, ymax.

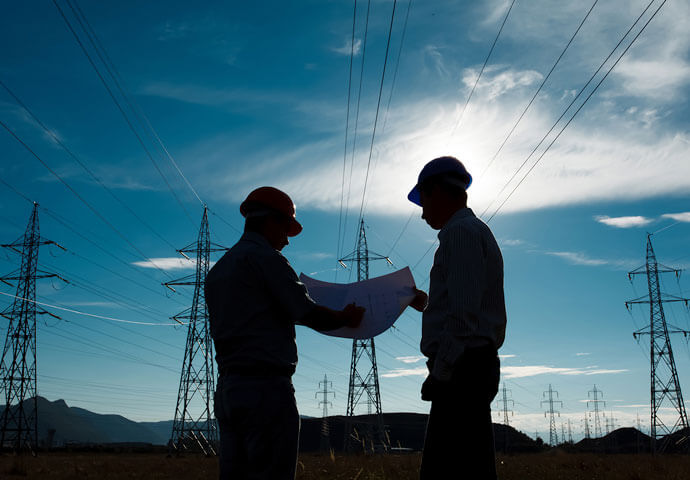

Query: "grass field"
<box><xmin>1</xmin><ymin>451</ymin><xmax>689</xmax><ymax>479</ymax></box>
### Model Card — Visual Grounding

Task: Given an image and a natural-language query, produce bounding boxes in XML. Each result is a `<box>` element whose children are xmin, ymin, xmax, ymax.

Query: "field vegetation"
<box><xmin>1</xmin><ymin>451</ymin><xmax>689</xmax><ymax>479</ymax></box>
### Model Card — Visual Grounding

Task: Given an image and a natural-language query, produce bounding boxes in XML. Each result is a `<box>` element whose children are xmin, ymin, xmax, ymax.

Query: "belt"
<box><xmin>219</xmin><ymin>363</ymin><xmax>293</xmax><ymax>378</ymax></box>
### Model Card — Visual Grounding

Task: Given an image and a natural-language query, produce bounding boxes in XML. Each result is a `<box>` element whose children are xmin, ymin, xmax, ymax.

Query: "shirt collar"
<box><xmin>240</xmin><ymin>231</ymin><xmax>275</xmax><ymax>250</ymax></box>
<box><xmin>438</xmin><ymin>207</ymin><xmax>475</xmax><ymax>238</ymax></box>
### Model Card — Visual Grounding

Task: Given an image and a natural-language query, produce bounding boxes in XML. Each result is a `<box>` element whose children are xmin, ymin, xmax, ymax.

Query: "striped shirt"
<box><xmin>421</xmin><ymin>208</ymin><xmax>506</xmax><ymax>380</ymax></box>
<box><xmin>205</xmin><ymin>232</ymin><xmax>317</xmax><ymax>376</ymax></box>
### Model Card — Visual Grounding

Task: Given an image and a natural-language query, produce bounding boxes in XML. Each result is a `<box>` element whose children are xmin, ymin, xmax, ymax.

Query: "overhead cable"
<box><xmin>0</xmin><ymin>290</ymin><xmax>184</xmax><ymax>326</ymax></box>
<box><xmin>477</xmin><ymin>0</ymin><xmax>599</xmax><ymax>182</ymax></box>
<box><xmin>52</xmin><ymin>0</ymin><xmax>196</xmax><ymax>226</ymax></box>
<box><xmin>486</xmin><ymin>0</ymin><xmax>668</xmax><ymax>223</ymax></box>
<box><xmin>480</xmin><ymin>0</ymin><xmax>657</xmax><ymax>219</ymax></box>
<box><xmin>446</xmin><ymin>0</ymin><xmax>517</xmax><ymax>143</ymax></box>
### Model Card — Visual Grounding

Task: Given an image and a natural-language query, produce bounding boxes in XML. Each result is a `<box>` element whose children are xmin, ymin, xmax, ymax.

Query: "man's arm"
<box><xmin>300</xmin><ymin>303</ymin><xmax>364</xmax><ymax>331</ymax></box>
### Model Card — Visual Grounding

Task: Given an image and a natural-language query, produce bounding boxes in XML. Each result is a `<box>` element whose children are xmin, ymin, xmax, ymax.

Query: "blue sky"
<box><xmin>1</xmin><ymin>0</ymin><xmax>689</xmax><ymax>441</ymax></box>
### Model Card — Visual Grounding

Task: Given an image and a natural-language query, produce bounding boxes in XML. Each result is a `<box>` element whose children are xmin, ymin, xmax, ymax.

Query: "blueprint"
<box><xmin>299</xmin><ymin>267</ymin><xmax>417</xmax><ymax>339</ymax></box>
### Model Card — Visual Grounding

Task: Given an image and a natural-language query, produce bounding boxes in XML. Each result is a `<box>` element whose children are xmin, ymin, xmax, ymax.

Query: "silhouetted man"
<box><xmin>408</xmin><ymin>157</ymin><xmax>506</xmax><ymax>479</ymax></box>
<box><xmin>206</xmin><ymin>186</ymin><xmax>364</xmax><ymax>480</ymax></box>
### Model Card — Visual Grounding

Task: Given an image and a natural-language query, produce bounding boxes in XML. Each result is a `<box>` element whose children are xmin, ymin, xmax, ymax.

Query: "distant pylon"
<box><xmin>316</xmin><ymin>374</ymin><xmax>335</xmax><ymax>452</ymax></box>
<box><xmin>541</xmin><ymin>384</ymin><xmax>562</xmax><ymax>446</ymax></box>
<box><xmin>587</xmin><ymin>385</ymin><xmax>605</xmax><ymax>438</ymax></box>
<box><xmin>568</xmin><ymin>419</ymin><xmax>573</xmax><ymax>444</ymax></box>
<box><xmin>626</xmin><ymin>234</ymin><xmax>689</xmax><ymax>453</ymax></box>
<box><xmin>583</xmin><ymin>413</ymin><xmax>591</xmax><ymax>439</ymax></box>
<box><xmin>339</xmin><ymin>219</ymin><xmax>391</xmax><ymax>453</ymax></box>
<box><xmin>495</xmin><ymin>383</ymin><xmax>514</xmax><ymax>451</ymax></box>
<box><xmin>0</xmin><ymin>204</ymin><xmax>64</xmax><ymax>452</ymax></box>
<box><xmin>165</xmin><ymin>206</ymin><xmax>226</xmax><ymax>455</ymax></box>
<box><xmin>561</xmin><ymin>423</ymin><xmax>566</xmax><ymax>445</ymax></box>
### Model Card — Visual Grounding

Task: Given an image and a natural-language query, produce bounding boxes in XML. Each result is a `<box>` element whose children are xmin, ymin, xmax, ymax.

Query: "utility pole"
<box><xmin>494</xmin><ymin>383</ymin><xmax>514</xmax><ymax>452</ymax></box>
<box><xmin>0</xmin><ymin>204</ymin><xmax>64</xmax><ymax>452</ymax></box>
<box><xmin>541</xmin><ymin>384</ymin><xmax>562</xmax><ymax>446</ymax></box>
<box><xmin>339</xmin><ymin>219</ymin><xmax>391</xmax><ymax>453</ymax></box>
<box><xmin>316</xmin><ymin>374</ymin><xmax>335</xmax><ymax>452</ymax></box>
<box><xmin>588</xmin><ymin>385</ymin><xmax>605</xmax><ymax>438</ymax></box>
<box><xmin>165</xmin><ymin>206</ymin><xmax>225</xmax><ymax>456</ymax></box>
<box><xmin>626</xmin><ymin>234</ymin><xmax>689</xmax><ymax>453</ymax></box>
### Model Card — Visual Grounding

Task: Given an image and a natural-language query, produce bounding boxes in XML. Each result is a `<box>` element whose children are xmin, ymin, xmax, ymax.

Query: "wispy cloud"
<box><xmin>499</xmin><ymin>239</ymin><xmax>523</xmax><ymax>247</ymax></box>
<box><xmin>132</xmin><ymin>257</ymin><xmax>197</xmax><ymax>271</ymax></box>
<box><xmin>661</xmin><ymin>212</ymin><xmax>690</xmax><ymax>223</ymax></box>
<box><xmin>544</xmin><ymin>251</ymin><xmax>609</xmax><ymax>267</ymax></box>
<box><xmin>381</xmin><ymin>366</ymin><xmax>427</xmax><ymax>378</ymax></box>
<box><xmin>396</xmin><ymin>355</ymin><xmax>425</xmax><ymax>364</ymax></box>
<box><xmin>502</xmin><ymin>365</ymin><xmax>628</xmax><ymax>379</ymax></box>
<box><xmin>499</xmin><ymin>354</ymin><xmax>516</xmax><ymax>359</ymax></box>
<box><xmin>595</xmin><ymin>215</ymin><xmax>654</xmax><ymax>228</ymax></box>
<box><xmin>332</xmin><ymin>38</ymin><xmax>361</xmax><ymax>56</ymax></box>
<box><xmin>462</xmin><ymin>66</ymin><xmax>542</xmax><ymax>101</ymax></box>
<box><xmin>575</xmin><ymin>352</ymin><xmax>591</xmax><ymax>356</ymax></box>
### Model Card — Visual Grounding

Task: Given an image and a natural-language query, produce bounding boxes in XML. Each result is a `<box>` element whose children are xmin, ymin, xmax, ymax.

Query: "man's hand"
<box><xmin>341</xmin><ymin>303</ymin><xmax>365</xmax><ymax>328</ymax></box>
<box><xmin>409</xmin><ymin>288</ymin><xmax>428</xmax><ymax>312</ymax></box>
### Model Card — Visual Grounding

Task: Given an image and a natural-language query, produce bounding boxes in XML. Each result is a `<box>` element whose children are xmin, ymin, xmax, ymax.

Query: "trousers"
<box><xmin>420</xmin><ymin>345</ymin><xmax>500</xmax><ymax>480</ymax></box>
<box><xmin>215</xmin><ymin>374</ymin><xmax>300</xmax><ymax>480</ymax></box>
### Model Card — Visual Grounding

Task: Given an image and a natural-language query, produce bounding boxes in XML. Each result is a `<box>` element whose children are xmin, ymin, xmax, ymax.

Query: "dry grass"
<box><xmin>0</xmin><ymin>451</ymin><xmax>689</xmax><ymax>479</ymax></box>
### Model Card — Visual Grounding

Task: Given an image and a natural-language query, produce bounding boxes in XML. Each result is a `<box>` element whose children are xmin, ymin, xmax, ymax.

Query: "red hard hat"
<box><xmin>240</xmin><ymin>186</ymin><xmax>303</xmax><ymax>237</ymax></box>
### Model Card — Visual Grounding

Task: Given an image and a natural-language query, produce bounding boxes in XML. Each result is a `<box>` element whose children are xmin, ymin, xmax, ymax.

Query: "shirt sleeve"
<box><xmin>433</xmin><ymin>224</ymin><xmax>486</xmax><ymax>378</ymax></box>
<box><xmin>259</xmin><ymin>250</ymin><xmax>317</xmax><ymax>323</ymax></box>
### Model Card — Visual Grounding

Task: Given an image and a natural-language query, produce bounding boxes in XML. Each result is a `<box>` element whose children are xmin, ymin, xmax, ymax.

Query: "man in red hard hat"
<box><xmin>408</xmin><ymin>157</ymin><xmax>506</xmax><ymax>479</ymax></box>
<box><xmin>205</xmin><ymin>186</ymin><xmax>364</xmax><ymax>480</ymax></box>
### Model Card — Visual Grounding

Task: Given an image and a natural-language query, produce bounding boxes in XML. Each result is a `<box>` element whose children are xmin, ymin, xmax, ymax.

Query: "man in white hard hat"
<box><xmin>206</xmin><ymin>186</ymin><xmax>365</xmax><ymax>480</ymax></box>
<box><xmin>408</xmin><ymin>157</ymin><xmax>506</xmax><ymax>479</ymax></box>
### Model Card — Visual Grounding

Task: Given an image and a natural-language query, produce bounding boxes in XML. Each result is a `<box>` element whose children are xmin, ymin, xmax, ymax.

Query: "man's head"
<box><xmin>408</xmin><ymin>156</ymin><xmax>471</xmax><ymax>230</ymax></box>
<box><xmin>240</xmin><ymin>186</ymin><xmax>302</xmax><ymax>251</ymax></box>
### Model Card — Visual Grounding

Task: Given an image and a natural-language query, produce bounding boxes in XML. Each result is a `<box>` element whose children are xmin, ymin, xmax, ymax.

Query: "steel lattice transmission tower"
<box><xmin>164</xmin><ymin>206</ymin><xmax>226</xmax><ymax>455</ymax></box>
<box><xmin>316</xmin><ymin>374</ymin><xmax>335</xmax><ymax>452</ymax></box>
<box><xmin>587</xmin><ymin>385</ymin><xmax>605</xmax><ymax>438</ymax></box>
<box><xmin>339</xmin><ymin>219</ymin><xmax>391</xmax><ymax>452</ymax></box>
<box><xmin>0</xmin><ymin>204</ymin><xmax>63</xmax><ymax>452</ymax></box>
<box><xmin>541</xmin><ymin>384</ymin><xmax>562</xmax><ymax>446</ymax></box>
<box><xmin>626</xmin><ymin>234</ymin><xmax>689</xmax><ymax>453</ymax></box>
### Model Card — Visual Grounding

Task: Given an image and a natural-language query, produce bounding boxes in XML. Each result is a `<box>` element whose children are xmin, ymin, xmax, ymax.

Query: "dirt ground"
<box><xmin>1</xmin><ymin>451</ymin><xmax>689</xmax><ymax>479</ymax></box>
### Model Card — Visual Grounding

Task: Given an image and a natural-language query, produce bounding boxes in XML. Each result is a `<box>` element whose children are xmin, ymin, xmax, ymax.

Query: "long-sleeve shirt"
<box><xmin>205</xmin><ymin>232</ymin><xmax>317</xmax><ymax>376</ymax></box>
<box><xmin>421</xmin><ymin>208</ymin><xmax>506</xmax><ymax>380</ymax></box>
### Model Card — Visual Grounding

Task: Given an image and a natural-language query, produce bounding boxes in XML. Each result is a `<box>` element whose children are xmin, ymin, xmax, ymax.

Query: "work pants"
<box><xmin>215</xmin><ymin>374</ymin><xmax>299</xmax><ymax>480</ymax></box>
<box><xmin>420</xmin><ymin>345</ymin><xmax>500</xmax><ymax>480</ymax></box>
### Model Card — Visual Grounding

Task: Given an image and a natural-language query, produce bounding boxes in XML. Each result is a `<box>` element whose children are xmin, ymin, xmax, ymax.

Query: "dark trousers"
<box><xmin>215</xmin><ymin>375</ymin><xmax>299</xmax><ymax>480</ymax></box>
<box><xmin>420</xmin><ymin>346</ymin><xmax>500</xmax><ymax>480</ymax></box>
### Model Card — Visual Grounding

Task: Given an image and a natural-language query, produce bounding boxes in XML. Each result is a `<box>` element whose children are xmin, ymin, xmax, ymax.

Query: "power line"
<box><xmin>485</xmin><ymin>0</ymin><xmax>667</xmax><ymax>223</ymax></box>
<box><xmin>480</xmin><ymin>0</ymin><xmax>657</xmax><ymax>220</ymax></box>
<box><xmin>0</xmin><ymin>78</ymin><xmax>178</xmax><ymax>252</ymax></box>
<box><xmin>355</xmin><ymin>0</ymin><xmax>398</xmax><ymax>230</ymax></box>
<box><xmin>477</xmin><ymin>0</ymin><xmax>599</xmax><ymax>182</ymax></box>
<box><xmin>447</xmin><ymin>0</ymin><xmax>517</xmax><ymax>143</ymax></box>
<box><xmin>337</xmin><ymin>0</ymin><xmax>360</xmax><ymax>267</ymax></box>
<box><xmin>0</xmin><ymin>291</ymin><xmax>182</xmax><ymax>326</ymax></box>
<box><xmin>51</xmin><ymin>0</ymin><xmax>196</xmax><ymax>226</ymax></box>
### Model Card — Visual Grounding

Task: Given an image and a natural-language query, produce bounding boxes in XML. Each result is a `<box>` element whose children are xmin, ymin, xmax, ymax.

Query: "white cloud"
<box><xmin>332</xmin><ymin>38</ymin><xmax>361</xmax><ymax>56</ymax></box>
<box><xmin>502</xmin><ymin>365</ymin><xmax>628</xmax><ymax>379</ymax></box>
<box><xmin>462</xmin><ymin>66</ymin><xmax>542</xmax><ymax>101</ymax></box>
<box><xmin>500</xmin><ymin>239</ymin><xmax>523</xmax><ymax>247</ymax></box>
<box><xmin>661</xmin><ymin>212</ymin><xmax>690</xmax><ymax>223</ymax></box>
<box><xmin>381</xmin><ymin>366</ymin><xmax>427</xmax><ymax>378</ymax></box>
<box><xmin>544</xmin><ymin>251</ymin><xmax>609</xmax><ymax>267</ymax></box>
<box><xmin>575</xmin><ymin>352</ymin><xmax>591</xmax><ymax>356</ymax></box>
<box><xmin>595</xmin><ymin>215</ymin><xmax>654</xmax><ymax>228</ymax></box>
<box><xmin>499</xmin><ymin>354</ymin><xmax>516</xmax><ymax>359</ymax></box>
<box><xmin>132</xmin><ymin>257</ymin><xmax>198</xmax><ymax>271</ymax></box>
<box><xmin>395</xmin><ymin>355</ymin><xmax>425</xmax><ymax>364</ymax></box>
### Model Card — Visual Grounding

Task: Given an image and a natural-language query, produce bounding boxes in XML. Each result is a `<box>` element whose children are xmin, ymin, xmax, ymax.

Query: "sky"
<box><xmin>0</xmin><ymin>0</ymin><xmax>689</xmax><ymax>443</ymax></box>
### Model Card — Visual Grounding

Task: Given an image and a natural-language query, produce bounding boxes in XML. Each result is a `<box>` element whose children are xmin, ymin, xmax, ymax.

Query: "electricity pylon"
<box><xmin>339</xmin><ymin>219</ymin><xmax>391</xmax><ymax>452</ymax></box>
<box><xmin>164</xmin><ymin>206</ymin><xmax>225</xmax><ymax>455</ymax></box>
<box><xmin>316</xmin><ymin>374</ymin><xmax>335</xmax><ymax>452</ymax></box>
<box><xmin>626</xmin><ymin>234</ymin><xmax>689</xmax><ymax>453</ymax></box>
<box><xmin>568</xmin><ymin>419</ymin><xmax>573</xmax><ymax>444</ymax></box>
<box><xmin>495</xmin><ymin>383</ymin><xmax>514</xmax><ymax>451</ymax></box>
<box><xmin>587</xmin><ymin>385</ymin><xmax>605</xmax><ymax>438</ymax></box>
<box><xmin>0</xmin><ymin>203</ymin><xmax>64</xmax><ymax>452</ymax></box>
<box><xmin>583</xmin><ymin>413</ymin><xmax>591</xmax><ymax>439</ymax></box>
<box><xmin>542</xmin><ymin>384</ymin><xmax>562</xmax><ymax>446</ymax></box>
